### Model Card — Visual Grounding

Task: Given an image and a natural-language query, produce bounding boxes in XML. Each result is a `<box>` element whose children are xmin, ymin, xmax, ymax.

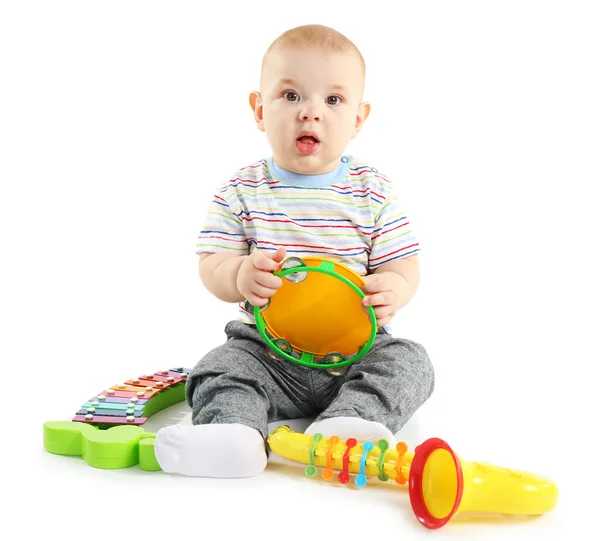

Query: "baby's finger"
<box><xmin>257</xmin><ymin>272</ymin><xmax>283</xmax><ymax>290</ymax></box>
<box><xmin>270</xmin><ymin>246</ymin><xmax>287</xmax><ymax>263</ymax></box>
<box><xmin>245</xmin><ymin>293</ymin><xmax>269</xmax><ymax>307</ymax></box>
<box><xmin>253</xmin><ymin>251</ymin><xmax>280</xmax><ymax>271</ymax></box>
<box><xmin>376</xmin><ymin>315</ymin><xmax>392</xmax><ymax>327</ymax></box>
<box><xmin>362</xmin><ymin>292</ymin><xmax>392</xmax><ymax>307</ymax></box>
<box><xmin>251</xmin><ymin>283</ymin><xmax>279</xmax><ymax>299</ymax></box>
<box><xmin>362</xmin><ymin>303</ymin><xmax>391</xmax><ymax>328</ymax></box>
<box><xmin>361</xmin><ymin>276</ymin><xmax>390</xmax><ymax>294</ymax></box>
<box><xmin>372</xmin><ymin>305</ymin><xmax>393</xmax><ymax>319</ymax></box>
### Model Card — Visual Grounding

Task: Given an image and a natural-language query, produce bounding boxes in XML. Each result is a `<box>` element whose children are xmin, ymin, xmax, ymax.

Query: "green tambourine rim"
<box><xmin>253</xmin><ymin>262</ymin><xmax>377</xmax><ymax>369</ymax></box>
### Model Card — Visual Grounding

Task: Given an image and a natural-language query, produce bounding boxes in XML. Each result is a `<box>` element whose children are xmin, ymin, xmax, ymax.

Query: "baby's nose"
<box><xmin>299</xmin><ymin>104</ymin><xmax>322</xmax><ymax>122</ymax></box>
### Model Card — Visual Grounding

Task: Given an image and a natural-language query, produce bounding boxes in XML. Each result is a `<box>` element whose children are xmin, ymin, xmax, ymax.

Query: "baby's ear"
<box><xmin>353</xmin><ymin>101</ymin><xmax>371</xmax><ymax>137</ymax></box>
<box><xmin>249</xmin><ymin>91</ymin><xmax>265</xmax><ymax>131</ymax></box>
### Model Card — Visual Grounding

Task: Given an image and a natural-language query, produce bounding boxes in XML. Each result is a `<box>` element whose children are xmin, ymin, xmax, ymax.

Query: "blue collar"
<box><xmin>267</xmin><ymin>156</ymin><xmax>351</xmax><ymax>187</ymax></box>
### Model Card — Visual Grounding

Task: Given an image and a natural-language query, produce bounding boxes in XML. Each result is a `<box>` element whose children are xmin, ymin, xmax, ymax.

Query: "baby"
<box><xmin>154</xmin><ymin>24</ymin><xmax>434</xmax><ymax>477</ymax></box>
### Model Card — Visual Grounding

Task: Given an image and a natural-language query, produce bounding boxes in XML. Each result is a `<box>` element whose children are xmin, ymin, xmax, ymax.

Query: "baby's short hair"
<box><xmin>262</xmin><ymin>24</ymin><xmax>365</xmax><ymax>74</ymax></box>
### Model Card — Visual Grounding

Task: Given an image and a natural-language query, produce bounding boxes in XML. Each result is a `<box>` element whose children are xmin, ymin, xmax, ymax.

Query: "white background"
<box><xmin>1</xmin><ymin>1</ymin><xmax>598</xmax><ymax>539</ymax></box>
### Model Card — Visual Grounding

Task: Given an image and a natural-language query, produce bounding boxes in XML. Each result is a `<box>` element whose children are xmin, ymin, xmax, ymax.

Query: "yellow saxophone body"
<box><xmin>267</xmin><ymin>426</ymin><xmax>559</xmax><ymax>529</ymax></box>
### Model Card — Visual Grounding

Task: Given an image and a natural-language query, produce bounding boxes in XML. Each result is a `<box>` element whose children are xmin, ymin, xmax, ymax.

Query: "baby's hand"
<box><xmin>237</xmin><ymin>247</ymin><xmax>287</xmax><ymax>307</ymax></box>
<box><xmin>360</xmin><ymin>272</ymin><xmax>413</xmax><ymax>327</ymax></box>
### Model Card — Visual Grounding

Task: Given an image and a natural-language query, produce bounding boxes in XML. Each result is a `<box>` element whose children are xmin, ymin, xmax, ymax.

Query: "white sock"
<box><xmin>154</xmin><ymin>423</ymin><xmax>268</xmax><ymax>478</ymax></box>
<box><xmin>304</xmin><ymin>416</ymin><xmax>397</xmax><ymax>447</ymax></box>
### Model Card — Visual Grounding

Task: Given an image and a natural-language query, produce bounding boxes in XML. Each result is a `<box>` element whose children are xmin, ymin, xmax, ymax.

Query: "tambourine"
<box><xmin>249</xmin><ymin>256</ymin><xmax>377</xmax><ymax>374</ymax></box>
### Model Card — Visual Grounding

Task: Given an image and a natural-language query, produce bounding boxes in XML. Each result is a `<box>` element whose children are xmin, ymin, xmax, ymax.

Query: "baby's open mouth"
<box><xmin>296</xmin><ymin>135</ymin><xmax>320</xmax><ymax>155</ymax></box>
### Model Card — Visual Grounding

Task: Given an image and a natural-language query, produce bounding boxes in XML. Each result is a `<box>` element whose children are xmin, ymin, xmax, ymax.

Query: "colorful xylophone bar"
<box><xmin>72</xmin><ymin>367</ymin><xmax>192</xmax><ymax>426</ymax></box>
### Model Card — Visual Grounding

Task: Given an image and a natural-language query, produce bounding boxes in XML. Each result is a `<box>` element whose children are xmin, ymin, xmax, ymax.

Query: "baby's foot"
<box><xmin>155</xmin><ymin>423</ymin><xmax>267</xmax><ymax>477</ymax></box>
<box><xmin>304</xmin><ymin>416</ymin><xmax>397</xmax><ymax>446</ymax></box>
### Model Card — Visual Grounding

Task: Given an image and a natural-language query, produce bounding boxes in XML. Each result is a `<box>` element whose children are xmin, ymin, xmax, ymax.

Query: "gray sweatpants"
<box><xmin>186</xmin><ymin>320</ymin><xmax>434</xmax><ymax>439</ymax></box>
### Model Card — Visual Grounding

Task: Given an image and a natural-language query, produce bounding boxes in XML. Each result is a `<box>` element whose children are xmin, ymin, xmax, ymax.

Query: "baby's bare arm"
<box><xmin>198</xmin><ymin>253</ymin><xmax>247</xmax><ymax>303</ymax></box>
<box><xmin>361</xmin><ymin>255</ymin><xmax>421</xmax><ymax>326</ymax></box>
<box><xmin>372</xmin><ymin>255</ymin><xmax>421</xmax><ymax>295</ymax></box>
<box><xmin>198</xmin><ymin>247</ymin><xmax>287</xmax><ymax>305</ymax></box>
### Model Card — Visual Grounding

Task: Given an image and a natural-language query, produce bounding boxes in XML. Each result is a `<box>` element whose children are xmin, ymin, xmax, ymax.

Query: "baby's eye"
<box><xmin>326</xmin><ymin>95</ymin><xmax>342</xmax><ymax>105</ymax></box>
<box><xmin>283</xmin><ymin>91</ymin><xmax>300</xmax><ymax>102</ymax></box>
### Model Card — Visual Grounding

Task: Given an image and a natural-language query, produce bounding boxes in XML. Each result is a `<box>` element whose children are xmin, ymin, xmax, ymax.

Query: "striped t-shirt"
<box><xmin>196</xmin><ymin>155</ymin><xmax>420</xmax><ymax>323</ymax></box>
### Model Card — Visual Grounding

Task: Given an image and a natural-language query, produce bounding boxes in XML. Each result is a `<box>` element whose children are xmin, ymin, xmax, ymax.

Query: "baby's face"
<box><xmin>252</xmin><ymin>47</ymin><xmax>369</xmax><ymax>175</ymax></box>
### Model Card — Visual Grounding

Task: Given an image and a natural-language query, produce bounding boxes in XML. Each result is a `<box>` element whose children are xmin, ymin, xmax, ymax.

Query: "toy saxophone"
<box><xmin>267</xmin><ymin>426</ymin><xmax>559</xmax><ymax>529</ymax></box>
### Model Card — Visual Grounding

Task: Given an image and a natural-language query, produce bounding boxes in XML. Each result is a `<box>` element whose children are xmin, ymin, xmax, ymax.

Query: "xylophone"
<box><xmin>69</xmin><ymin>367</ymin><xmax>192</xmax><ymax>427</ymax></box>
<box><xmin>43</xmin><ymin>367</ymin><xmax>192</xmax><ymax>470</ymax></box>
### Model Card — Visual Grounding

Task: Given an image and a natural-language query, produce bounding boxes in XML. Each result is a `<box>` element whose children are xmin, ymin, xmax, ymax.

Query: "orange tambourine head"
<box><xmin>260</xmin><ymin>257</ymin><xmax>373</xmax><ymax>358</ymax></box>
